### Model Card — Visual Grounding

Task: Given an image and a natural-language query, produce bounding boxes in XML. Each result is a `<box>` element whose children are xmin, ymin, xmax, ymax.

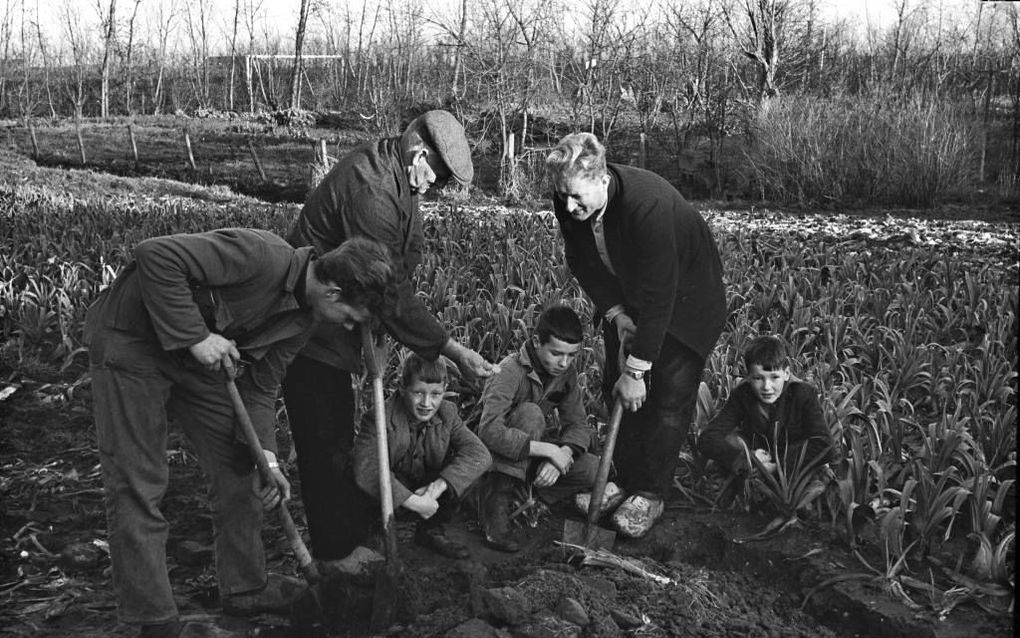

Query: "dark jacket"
<box><xmin>287</xmin><ymin>137</ymin><xmax>448</xmax><ymax>371</ymax></box>
<box><xmin>698</xmin><ymin>379</ymin><xmax>833</xmax><ymax>470</ymax></box>
<box><xmin>554</xmin><ymin>163</ymin><xmax>726</xmax><ymax>362</ymax></box>
<box><xmin>477</xmin><ymin>344</ymin><xmax>592</xmax><ymax>462</ymax></box>
<box><xmin>353</xmin><ymin>395</ymin><xmax>491</xmax><ymax>508</ymax></box>
<box><xmin>84</xmin><ymin>228</ymin><xmax>318</xmax><ymax>453</ymax></box>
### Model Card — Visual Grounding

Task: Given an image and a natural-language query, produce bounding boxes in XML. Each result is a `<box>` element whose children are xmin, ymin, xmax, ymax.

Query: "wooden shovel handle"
<box><xmin>361</xmin><ymin>325</ymin><xmax>396</xmax><ymax>536</ymax></box>
<box><xmin>224</xmin><ymin>364</ymin><xmax>319</xmax><ymax>582</ymax></box>
<box><xmin>585</xmin><ymin>398</ymin><xmax>624</xmax><ymax>538</ymax></box>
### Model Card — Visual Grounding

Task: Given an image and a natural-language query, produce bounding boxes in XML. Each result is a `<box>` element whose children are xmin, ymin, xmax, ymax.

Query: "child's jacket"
<box><xmin>477</xmin><ymin>344</ymin><xmax>591</xmax><ymax>462</ymax></box>
<box><xmin>699</xmin><ymin>379</ymin><xmax>833</xmax><ymax>470</ymax></box>
<box><xmin>353</xmin><ymin>395</ymin><xmax>491</xmax><ymax>508</ymax></box>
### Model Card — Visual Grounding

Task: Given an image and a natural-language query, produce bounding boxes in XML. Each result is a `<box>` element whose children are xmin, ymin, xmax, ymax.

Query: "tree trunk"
<box><xmin>450</xmin><ymin>0</ymin><xmax>467</xmax><ymax>99</ymax></box>
<box><xmin>100</xmin><ymin>0</ymin><xmax>117</xmax><ymax>118</ymax></box>
<box><xmin>228</xmin><ymin>0</ymin><xmax>241</xmax><ymax>110</ymax></box>
<box><xmin>124</xmin><ymin>0</ymin><xmax>142</xmax><ymax>114</ymax></box>
<box><xmin>289</xmin><ymin>0</ymin><xmax>311</xmax><ymax>110</ymax></box>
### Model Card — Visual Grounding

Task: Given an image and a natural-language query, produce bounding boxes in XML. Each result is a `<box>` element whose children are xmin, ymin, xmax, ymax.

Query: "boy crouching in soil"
<box><xmin>476</xmin><ymin>305</ymin><xmax>600</xmax><ymax>552</ymax></box>
<box><xmin>698</xmin><ymin>335</ymin><xmax>837</xmax><ymax>505</ymax></box>
<box><xmin>352</xmin><ymin>353</ymin><xmax>491</xmax><ymax>559</ymax></box>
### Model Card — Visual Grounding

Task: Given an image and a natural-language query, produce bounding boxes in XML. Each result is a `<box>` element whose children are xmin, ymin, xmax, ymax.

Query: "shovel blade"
<box><xmin>562</xmin><ymin>517</ymin><xmax>616</xmax><ymax>550</ymax></box>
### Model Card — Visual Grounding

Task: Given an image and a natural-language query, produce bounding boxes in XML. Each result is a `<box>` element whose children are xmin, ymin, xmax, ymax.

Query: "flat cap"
<box><xmin>417</xmin><ymin>110</ymin><xmax>473</xmax><ymax>186</ymax></box>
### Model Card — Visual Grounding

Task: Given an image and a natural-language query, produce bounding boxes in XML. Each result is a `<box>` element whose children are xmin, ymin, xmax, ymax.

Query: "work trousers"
<box><xmin>88</xmin><ymin>328</ymin><xmax>266</xmax><ymax>625</ymax></box>
<box><xmin>603</xmin><ymin>329</ymin><xmax>707</xmax><ymax>499</ymax></box>
<box><xmin>488</xmin><ymin>403</ymin><xmax>600</xmax><ymax>504</ymax></box>
<box><xmin>282</xmin><ymin>355</ymin><xmax>373</xmax><ymax>560</ymax></box>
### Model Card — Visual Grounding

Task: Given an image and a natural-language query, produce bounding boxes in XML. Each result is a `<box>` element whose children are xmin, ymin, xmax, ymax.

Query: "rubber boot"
<box><xmin>482</xmin><ymin>473</ymin><xmax>521</xmax><ymax>553</ymax></box>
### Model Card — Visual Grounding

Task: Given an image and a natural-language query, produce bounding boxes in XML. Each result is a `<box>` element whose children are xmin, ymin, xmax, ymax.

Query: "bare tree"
<box><xmin>227</xmin><ymin>0</ymin><xmax>240</xmax><ymax>110</ymax></box>
<box><xmin>563</xmin><ymin>0</ymin><xmax>637</xmax><ymax>139</ymax></box>
<box><xmin>60</xmin><ymin>0</ymin><xmax>92</xmax><ymax>118</ymax></box>
<box><xmin>97</xmin><ymin>0</ymin><xmax>117</xmax><ymax>118</ymax></box>
<box><xmin>34</xmin><ymin>1</ymin><xmax>57</xmax><ymax>117</ymax></box>
<box><xmin>724</xmin><ymin>0</ymin><xmax>786</xmax><ymax>104</ymax></box>
<box><xmin>0</xmin><ymin>0</ymin><xmax>13</xmax><ymax>115</ymax></box>
<box><xmin>150</xmin><ymin>0</ymin><xmax>178</xmax><ymax>114</ymax></box>
<box><xmin>242</xmin><ymin>0</ymin><xmax>267</xmax><ymax>111</ymax></box>
<box><xmin>289</xmin><ymin>0</ymin><xmax>311</xmax><ymax>110</ymax></box>
<box><xmin>122</xmin><ymin>0</ymin><xmax>143</xmax><ymax>114</ymax></box>
<box><xmin>183</xmin><ymin>0</ymin><xmax>210</xmax><ymax>108</ymax></box>
<box><xmin>449</xmin><ymin>0</ymin><xmax>467</xmax><ymax>100</ymax></box>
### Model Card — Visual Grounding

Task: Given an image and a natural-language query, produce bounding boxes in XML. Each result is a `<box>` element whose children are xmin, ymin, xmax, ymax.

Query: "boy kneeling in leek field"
<box><xmin>698</xmin><ymin>336</ymin><xmax>839</xmax><ymax>508</ymax></box>
<box><xmin>352</xmin><ymin>353</ymin><xmax>491</xmax><ymax>559</ymax></box>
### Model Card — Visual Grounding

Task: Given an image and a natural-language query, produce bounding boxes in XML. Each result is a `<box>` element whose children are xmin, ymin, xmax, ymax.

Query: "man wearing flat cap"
<box><xmin>284</xmin><ymin>110</ymin><xmax>498</xmax><ymax>572</ymax></box>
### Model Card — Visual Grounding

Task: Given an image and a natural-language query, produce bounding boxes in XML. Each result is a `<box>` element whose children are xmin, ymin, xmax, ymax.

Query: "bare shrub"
<box><xmin>744</xmin><ymin>91</ymin><xmax>980</xmax><ymax>206</ymax></box>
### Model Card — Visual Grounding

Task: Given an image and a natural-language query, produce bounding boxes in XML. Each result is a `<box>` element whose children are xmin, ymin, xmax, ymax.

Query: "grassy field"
<box><xmin>1</xmin><ymin>137</ymin><xmax>1017</xmax><ymax>628</ymax></box>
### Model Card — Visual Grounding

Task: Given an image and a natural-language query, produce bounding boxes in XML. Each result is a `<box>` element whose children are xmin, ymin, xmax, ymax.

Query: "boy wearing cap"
<box><xmin>283</xmin><ymin>111</ymin><xmax>500</xmax><ymax>572</ymax></box>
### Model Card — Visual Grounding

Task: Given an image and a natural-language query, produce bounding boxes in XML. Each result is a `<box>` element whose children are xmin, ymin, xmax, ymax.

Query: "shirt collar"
<box><xmin>591</xmin><ymin>169</ymin><xmax>615</xmax><ymax>225</ymax></box>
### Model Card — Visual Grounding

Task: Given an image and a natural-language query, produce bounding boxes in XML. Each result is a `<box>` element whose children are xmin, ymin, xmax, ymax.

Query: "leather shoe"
<box><xmin>414</xmin><ymin>525</ymin><xmax>470</xmax><ymax>559</ymax></box>
<box><xmin>222</xmin><ymin>573</ymin><xmax>306</xmax><ymax>616</ymax></box>
<box><xmin>611</xmin><ymin>492</ymin><xmax>665</xmax><ymax>538</ymax></box>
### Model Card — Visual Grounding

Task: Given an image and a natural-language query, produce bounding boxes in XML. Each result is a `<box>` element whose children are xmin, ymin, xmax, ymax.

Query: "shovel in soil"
<box><xmin>563</xmin><ymin>398</ymin><xmax>624</xmax><ymax>550</ymax></box>
<box><xmin>361</xmin><ymin>325</ymin><xmax>406</xmax><ymax>633</ymax></box>
<box><xmin>222</xmin><ymin>361</ymin><xmax>327</xmax><ymax>633</ymax></box>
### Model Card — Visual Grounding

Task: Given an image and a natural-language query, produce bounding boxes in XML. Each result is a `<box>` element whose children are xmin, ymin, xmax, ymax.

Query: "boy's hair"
<box><xmin>314</xmin><ymin>237</ymin><xmax>397</xmax><ymax>318</ymax></box>
<box><xmin>535</xmin><ymin>304</ymin><xmax>584</xmax><ymax>345</ymax></box>
<box><xmin>744</xmin><ymin>336</ymin><xmax>790</xmax><ymax>371</ymax></box>
<box><xmin>545</xmin><ymin>132</ymin><xmax>607</xmax><ymax>183</ymax></box>
<box><xmin>400</xmin><ymin>352</ymin><xmax>449</xmax><ymax>387</ymax></box>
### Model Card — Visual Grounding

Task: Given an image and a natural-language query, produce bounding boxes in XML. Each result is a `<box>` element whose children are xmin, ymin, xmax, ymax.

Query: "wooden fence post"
<box><xmin>28</xmin><ymin>121</ymin><xmax>40</xmax><ymax>159</ymax></box>
<box><xmin>75</xmin><ymin>118</ymin><xmax>87</xmax><ymax>164</ymax></box>
<box><xmin>128</xmin><ymin>125</ymin><xmax>139</xmax><ymax>165</ymax></box>
<box><xmin>248</xmin><ymin>138</ymin><xmax>267</xmax><ymax>181</ymax></box>
<box><xmin>638</xmin><ymin>132</ymin><xmax>647</xmax><ymax>169</ymax></box>
<box><xmin>318</xmin><ymin>138</ymin><xmax>327</xmax><ymax>166</ymax></box>
<box><xmin>182</xmin><ymin>126</ymin><xmax>195</xmax><ymax>169</ymax></box>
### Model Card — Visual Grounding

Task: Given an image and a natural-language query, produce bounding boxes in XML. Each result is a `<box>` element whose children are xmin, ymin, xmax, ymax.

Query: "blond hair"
<box><xmin>545</xmin><ymin>132</ymin><xmax>607</xmax><ymax>182</ymax></box>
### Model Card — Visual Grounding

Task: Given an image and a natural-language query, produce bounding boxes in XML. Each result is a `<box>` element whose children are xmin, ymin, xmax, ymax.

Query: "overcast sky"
<box><xmin>19</xmin><ymin>0</ymin><xmax>983</xmax><ymax>54</ymax></box>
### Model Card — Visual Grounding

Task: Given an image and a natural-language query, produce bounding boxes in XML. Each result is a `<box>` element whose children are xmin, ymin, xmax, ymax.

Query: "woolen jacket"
<box><xmin>287</xmin><ymin>137</ymin><xmax>448</xmax><ymax>372</ymax></box>
<box><xmin>84</xmin><ymin>228</ymin><xmax>318</xmax><ymax>453</ymax></box>
<box><xmin>353</xmin><ymin>395</ymin><xmax>492</xmax><ymax>508</ymax></box>
<box><xmin>698</xmin><ymin>379</ymin><xmax>834</xmax><ymax>469</ymax></box>
<box><xmin>554</xmin><ymin>163</ymin><xmax>726</xmax><ymax>362</ymax></box>
<box><xmin>477</xmin><ymin>344</ymin><xmax>592</xmax><ymax>462</ymax></box>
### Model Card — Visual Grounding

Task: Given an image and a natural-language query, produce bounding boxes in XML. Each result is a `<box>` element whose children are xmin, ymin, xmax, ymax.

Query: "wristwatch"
<box><xmin>623</xmin><ymin>368</ymin><xmax>645</xmax><ymax>380</ymax></box>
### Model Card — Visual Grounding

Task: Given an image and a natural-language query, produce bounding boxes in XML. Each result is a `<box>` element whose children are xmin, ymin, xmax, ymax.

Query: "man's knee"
<box><xmin>572</xmin><ymin>452</ymin><xmax>599</xmax><ymax>485</ymax></box>
<box><xmin>506</xmin><ymin>403</ymin><xmax>546</xmax><ymax>439</ymax></box>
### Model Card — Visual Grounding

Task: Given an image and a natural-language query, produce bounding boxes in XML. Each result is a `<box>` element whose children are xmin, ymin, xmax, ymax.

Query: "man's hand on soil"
<box><xmin>189</xmin><ymin>333</ymin><xmax>239</xmax><ymax>370</ymax></box>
